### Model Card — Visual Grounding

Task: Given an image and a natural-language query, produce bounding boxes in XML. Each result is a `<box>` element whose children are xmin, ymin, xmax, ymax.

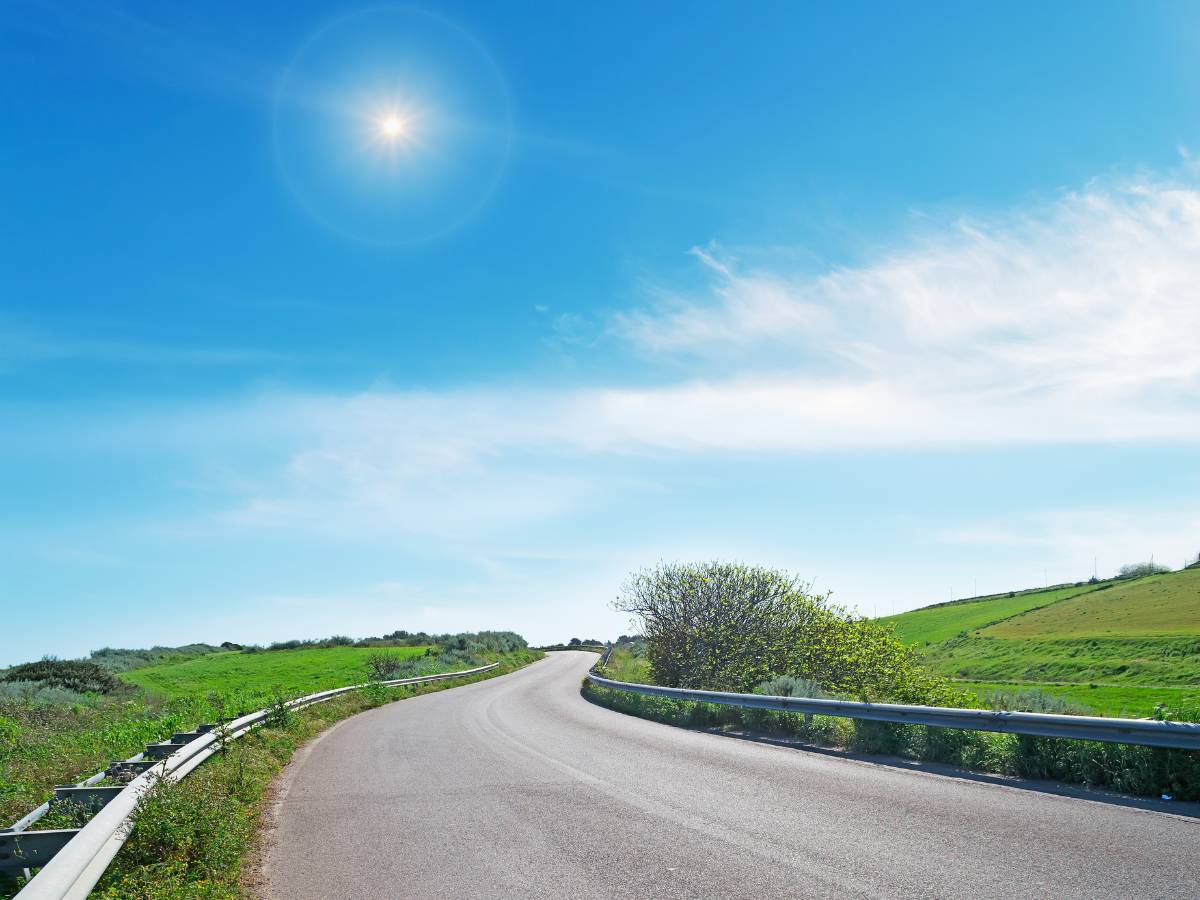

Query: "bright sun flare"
<box><xmin>379</xmin><ymin>114</ymin><xmax>406</xmax><ymax>139</ymax></box>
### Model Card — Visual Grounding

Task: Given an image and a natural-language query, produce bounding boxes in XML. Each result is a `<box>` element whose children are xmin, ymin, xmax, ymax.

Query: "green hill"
<box><xmin>984</xmin><ymin>570</ymin><xmax>1199</xmax><ymax>638</ymax></box>
<box><xmin>883</xmin><ymin>568</ymin><xmax>1200</xmax><ymax>716</ymax></box>
<box><xmin>878</xmin><ymin>582</ymin><xmax>1109</xmax><ymax>645</ymax></box>
<box><xmin>121</xmin><ymin>645</ymin><xmax>430</xmax><ymax>701</ymax></box>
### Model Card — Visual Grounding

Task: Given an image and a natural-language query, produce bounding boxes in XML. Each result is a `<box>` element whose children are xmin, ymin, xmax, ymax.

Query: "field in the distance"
<box><xmin>880</xmin><ymin>583</ymin><xmax>1107</xmax><ymax>646</ymax></box>
<box><xmin>881</xmin><ymin>567</ymin><xmax>1200</xmax><ymax>716</ymax></box>
<box><xmin>121</xmin><ymin>645</ymin><xmax>429</xmax><ymax>700</ymax></box>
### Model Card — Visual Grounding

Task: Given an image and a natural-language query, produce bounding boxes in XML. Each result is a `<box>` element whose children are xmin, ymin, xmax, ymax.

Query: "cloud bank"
<box><xmin>223</xmin><ymin>173</ymin><xmax>1200</xmax><ymax>529</ymax></box>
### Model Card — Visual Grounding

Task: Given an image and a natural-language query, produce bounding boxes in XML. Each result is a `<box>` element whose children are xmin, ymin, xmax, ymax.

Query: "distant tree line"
<box><xmin>88</xmin><ymin>644</ymin><xmax>222</xmax><ymax>673</ymax></box>
<box><xmin>248</xmin><ymin>630</ymin><xmax>527</xmax><ymax>654</ymax></box>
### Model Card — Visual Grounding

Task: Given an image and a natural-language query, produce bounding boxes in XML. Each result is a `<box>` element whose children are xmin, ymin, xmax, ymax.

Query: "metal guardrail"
<box><xmin>7</xmin><ymin>663</ymin><xmax>499</xmax><ymax>898</ymax></box>
<box><xmin>585</xmin><ymin>674</ymin><xmax>1200</xmax><ymax>750</ymax></box>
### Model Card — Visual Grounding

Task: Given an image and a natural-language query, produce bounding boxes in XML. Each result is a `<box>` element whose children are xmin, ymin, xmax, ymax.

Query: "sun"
<box><xmin>378</xmin><ymin>113</ymin><xmax>407</xmax><ymax>140</ymax></box>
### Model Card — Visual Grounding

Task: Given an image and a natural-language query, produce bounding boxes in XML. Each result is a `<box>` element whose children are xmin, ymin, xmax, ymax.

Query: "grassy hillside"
<box><xmin>121</xmin><ymin>645</ymin><xmax>429</xmax><ymax>700</ymax></box>
<box><xmin>884</xmin><ymin>568</ymin><xmax>1200</xmax><ymax>716</ymax></box>
<box><xmin>984</xmin><ymin>569</ymin><xmax>1200</xmax><ymax>638</ymax></box>
<box><xmin>878</xmin><ymin>582</ymin><xmax>1109</xmax><ymax>645</ymax></box>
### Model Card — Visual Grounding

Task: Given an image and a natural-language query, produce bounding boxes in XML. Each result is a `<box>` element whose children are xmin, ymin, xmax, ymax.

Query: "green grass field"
<box><xmin>121</xmin><ymin>645</ymin><xmax>429</xmax><ymax>700</ymax></box>
<box><xmin>884</xmin><ymin>568</ymin><xmax>1200</xmax><ymax>717</ymax></box>
<box><xmin>984</xmin><ymin>568</ymin><xmax>1200</xmax><ymax>638</ymax></box>
<box><xmin>878</xmin><ymin>583</ymin><xmax>1108</xmax><ymax>645</ymax></box>
<box><xmin>953</xmin><ymin>680</ymin><xmax>1200</xmax><ymax>718</ymax></box>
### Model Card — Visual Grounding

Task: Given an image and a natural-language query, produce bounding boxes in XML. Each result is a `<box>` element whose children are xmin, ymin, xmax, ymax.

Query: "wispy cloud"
<box><xmin>11</xmin><ymin>170</ymin><xmax>1200</xmax><ymax>540</ymax></box>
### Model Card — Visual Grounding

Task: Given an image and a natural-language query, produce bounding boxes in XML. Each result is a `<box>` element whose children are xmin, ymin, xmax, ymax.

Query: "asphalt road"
<box><xmin>262</xmin><ymin>651</ymin><xmax>1199</xmax><ymax>899</ymax></box>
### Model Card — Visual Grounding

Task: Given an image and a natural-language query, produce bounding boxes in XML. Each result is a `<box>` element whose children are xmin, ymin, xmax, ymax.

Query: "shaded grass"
<box><xmin>120</xmin><ymin>646</ymin><xmax>429</xmax><ymax>700</ymax></box>
<box><xmin>2</xmin><ymin>650</ymin><xmax>542</xmax><ymax>899</ymax></box>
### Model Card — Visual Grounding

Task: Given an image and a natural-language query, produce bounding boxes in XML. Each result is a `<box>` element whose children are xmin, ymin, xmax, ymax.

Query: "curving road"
<box><xmin>262</xmin><ymin>651</ymin><xmax>1199</xmax><ymax>899</ymax></box>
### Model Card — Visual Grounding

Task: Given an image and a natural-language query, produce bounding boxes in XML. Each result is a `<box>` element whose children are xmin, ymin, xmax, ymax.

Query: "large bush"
<box><xmin>1118</xmin><ymin>561</ymin><xmax>1172</xmax><ymax>578</ymax></box>
<box><xmin>1</xmin><ymin>659</ymin><xmax>123</xmax><ymax>694</ymax></box>
<box><xmin>614</xmin><ymin>561</ymin><xmax>967</xmax><ymax>705</ymax></box>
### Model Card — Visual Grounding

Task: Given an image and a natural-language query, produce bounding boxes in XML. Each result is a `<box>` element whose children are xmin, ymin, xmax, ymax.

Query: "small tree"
<box><xmin>614</xmin><ymin>560</ymin><xmax>967</xmax><ymax>705</ymax></box>
<box><xmin>1118</xmin><ymin>561</ymin><xmax>1172</xmax><ymax>578</ymax></box>
<box><xmin>365</xmin><ymin>652</ymin><xmax>404</xmax><ymax>680</ymax></box>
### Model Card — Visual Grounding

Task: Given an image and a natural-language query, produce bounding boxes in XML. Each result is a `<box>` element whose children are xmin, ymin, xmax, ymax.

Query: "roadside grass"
<box><xmin>876</xmin><ymin>582</ymin><xmax>1108</xmax><ymax>646</ymax></box>
<box><xmin>1</xmin><ymin>692</ymin><xmax>230</xmax><ymax>827</ymax></box>
<box><xmin>598</xmin><ymin>647</ymin><xmax>653</xmax><ymax>684</ymax></box>
<box><xmin>120</xmin><ymin>646</ymin><xmax>430</xmax><ymax>700</ymax></box>
<box><xmin>2</xmin><ymin>650</ymin><xmax>542</xmax><ymax>899</ymax></box>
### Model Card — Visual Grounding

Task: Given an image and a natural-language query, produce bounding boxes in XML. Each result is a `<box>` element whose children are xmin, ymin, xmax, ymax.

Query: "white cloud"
<box><xmin>17</xmin><ymin>171</ymin><xmax>1200</xmax><ymax>540</ymax></box>
<box><xmin>613</xmin><ymin>174</ymin><xmax>1200</xmax><ymax>444</ymax></box>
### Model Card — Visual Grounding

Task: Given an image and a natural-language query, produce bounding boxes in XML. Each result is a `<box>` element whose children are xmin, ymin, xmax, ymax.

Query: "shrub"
<box><xmin>1</xmin><ymin>659</ymin><xmax>123</xmax><ymax>694</ymax></box>
<box><xmin>614</xmin><ymin>560</ymin><xmax>969</xmax><ymax>705</ymax></box>
<box><xmin>982</xmin><ymin>687</ymin><xmax>1091</xmax><ymax>715</ymax></box>
<box><xmin>0</xmin><ymin>680</ymin><xmax>93</xmax><ymax>706</ymax></box>
<box><xmin>1118</xmin><ymin>561</ymin><xmax>1172</xmax><ymax>578</ymax></box>
<box><xmin>756</xmin><ymin>675</ymin><xmax>825</xmax><ymax>699</ymax></box>
<box><xmin>365</xmin><ymin>652</ymin><xmax>405</xmax><ymax>680</ymax></box>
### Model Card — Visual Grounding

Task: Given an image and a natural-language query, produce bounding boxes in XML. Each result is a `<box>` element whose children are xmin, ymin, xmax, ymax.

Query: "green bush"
<box><xmin>1</xmin><ymin>659</ymin><xmax>122</xmax><ymax>694</ymax></box>
<box><xmin>614</xmin><ymin>560</ymin><xmax>970</xmax><ymax>705</ymax></box>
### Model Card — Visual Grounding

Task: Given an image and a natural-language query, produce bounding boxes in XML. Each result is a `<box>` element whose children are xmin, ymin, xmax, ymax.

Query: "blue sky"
<box><xmin>3</xmin><ymin>2</ymin><xmax>1200</xmax><ymax>663</ymax></box>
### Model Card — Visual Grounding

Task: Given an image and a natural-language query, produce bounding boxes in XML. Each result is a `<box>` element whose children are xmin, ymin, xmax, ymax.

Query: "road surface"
<box><xmin>262</xmin><ymin>651</ymin><xmax>1199</xmax><ymax>899</ymax></box>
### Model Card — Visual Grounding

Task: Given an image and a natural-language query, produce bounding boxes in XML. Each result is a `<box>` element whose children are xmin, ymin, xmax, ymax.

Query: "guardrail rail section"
<box><xmin>586</xmin><ymin>674</ymin><xmax>1200</xmax><ymax>751</ymax></box>
<box><xmin>3</xmin><ymin>663</ymin><xmax>499</xmax><ymax>899</ymax></box>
